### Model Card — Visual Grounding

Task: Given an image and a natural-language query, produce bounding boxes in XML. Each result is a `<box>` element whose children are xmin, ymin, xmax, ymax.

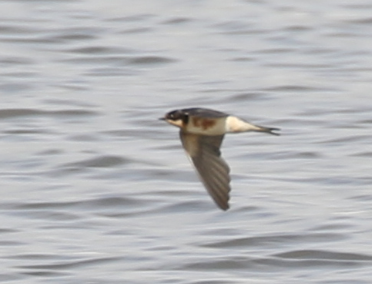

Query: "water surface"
<box><xmin>1</xmin><ymin>0</ymin><xmax>372</xmax><ymax>283</ymax></box>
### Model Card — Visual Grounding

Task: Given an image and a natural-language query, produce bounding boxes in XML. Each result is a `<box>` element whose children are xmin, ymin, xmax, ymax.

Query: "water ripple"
<box><xmin>1</xmin><ymin>0</ymin><xmax>372</xmax><ymax>283</ymax></box>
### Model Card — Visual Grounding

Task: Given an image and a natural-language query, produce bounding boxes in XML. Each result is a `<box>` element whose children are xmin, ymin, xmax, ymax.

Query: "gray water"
<box><xmin>1</xmin><ymin>1</ymin><xmax>372</xmax><ymax>283</ymax></box>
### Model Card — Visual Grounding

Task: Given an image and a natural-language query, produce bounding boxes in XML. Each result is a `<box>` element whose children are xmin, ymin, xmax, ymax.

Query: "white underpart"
<box><xmin>225</xmin><ymin>116</ymin><xmax>262</xmax><ymax>133</ymax></box>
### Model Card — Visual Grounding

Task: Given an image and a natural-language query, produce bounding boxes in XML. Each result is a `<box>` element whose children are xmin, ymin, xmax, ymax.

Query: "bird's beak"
<box><xmin>159</xmin><ymin>117</ymin><xmax>166</xmax><ymax>121</ymax></box>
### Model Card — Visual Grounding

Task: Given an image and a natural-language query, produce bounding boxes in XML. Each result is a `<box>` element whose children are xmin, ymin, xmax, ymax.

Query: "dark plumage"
<box><xmin>161</xmin><ymin>107</ymin><xmax>279</xmax><ymax>210</ymax></box>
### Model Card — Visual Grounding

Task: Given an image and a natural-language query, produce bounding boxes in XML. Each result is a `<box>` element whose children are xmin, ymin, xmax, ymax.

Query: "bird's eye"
<box><xmin>167</xmin><ymin>111</ymin><xmax>180</xmax><ymax>120</ymax></box>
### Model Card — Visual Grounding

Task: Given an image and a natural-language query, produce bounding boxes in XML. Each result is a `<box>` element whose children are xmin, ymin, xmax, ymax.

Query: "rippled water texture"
<box><xmin>1</xmin><ymin>1</ymin><xmax>372</xmax><ymax>283</ymax></box>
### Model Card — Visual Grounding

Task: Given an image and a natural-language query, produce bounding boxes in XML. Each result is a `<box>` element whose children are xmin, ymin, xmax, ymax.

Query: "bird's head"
<box><xmin>160</xmin><ymin>109</ymin><xmax>189</xmax><ymax>128</ymax></box>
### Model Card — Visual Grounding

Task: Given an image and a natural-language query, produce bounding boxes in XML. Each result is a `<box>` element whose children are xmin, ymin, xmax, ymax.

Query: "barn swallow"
<box><xmin>160</xmin><ymin>107</ymin><xmax>279</xmax><ymax>211</ymax></box>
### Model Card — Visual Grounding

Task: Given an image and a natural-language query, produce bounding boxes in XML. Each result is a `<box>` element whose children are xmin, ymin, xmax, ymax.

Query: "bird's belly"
<box><xmin>186</xmin><ymin>117</ymin><xmax>226</xmax><ymax>135</ymax></box>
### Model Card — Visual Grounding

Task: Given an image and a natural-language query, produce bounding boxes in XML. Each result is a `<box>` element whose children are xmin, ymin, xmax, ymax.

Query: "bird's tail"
<box><xmin>253</xmin><ymin>125</ymin><xmax>280</xmax><ymax>136</ymax></box>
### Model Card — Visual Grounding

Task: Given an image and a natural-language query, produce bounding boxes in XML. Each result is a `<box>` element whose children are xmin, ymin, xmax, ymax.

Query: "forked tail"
<box><xmin>254</xmin><ymin>125</ymin><xmax>280</xmax><ymax>136</ymax></box>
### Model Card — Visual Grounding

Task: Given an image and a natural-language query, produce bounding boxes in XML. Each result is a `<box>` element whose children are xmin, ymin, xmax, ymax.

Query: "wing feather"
<box><xmin>180</xmin><ymin>132</ymin><xmax>231</xmax><ymax>210</ymax></box>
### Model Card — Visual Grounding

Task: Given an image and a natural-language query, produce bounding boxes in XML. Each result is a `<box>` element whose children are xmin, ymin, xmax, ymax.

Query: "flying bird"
<box><xmin>160</xmin><ymin>108</ymin><xmax>279</xmax><ymax>210</ymax></box>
